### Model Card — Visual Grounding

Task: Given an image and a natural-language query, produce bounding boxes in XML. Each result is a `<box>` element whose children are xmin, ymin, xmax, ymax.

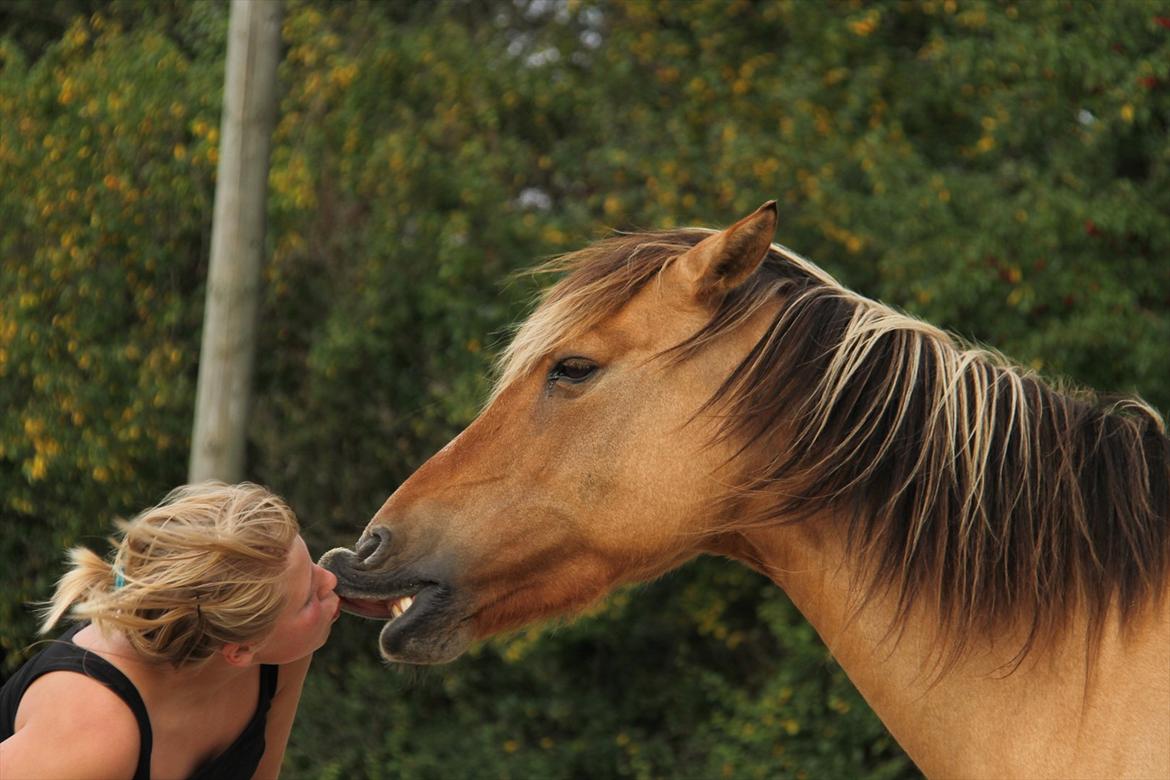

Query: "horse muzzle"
<box><xmin>319</xmin><ymin>538</ymin><xmax>473</xmax><ymax>664</ymax></box>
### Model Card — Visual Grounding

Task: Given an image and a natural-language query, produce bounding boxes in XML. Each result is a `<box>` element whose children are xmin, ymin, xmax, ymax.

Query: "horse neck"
<box><xmin>712</xmin><ymin>514</ymin><xmax>1170</xmax><ymax>779</ymax></box>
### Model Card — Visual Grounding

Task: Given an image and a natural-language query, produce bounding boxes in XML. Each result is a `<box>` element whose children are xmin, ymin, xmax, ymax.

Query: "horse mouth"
<box><xmin>320</xmin><ymin>547</ymin><xmax>472</xmax><ymax>664</ymax></box>
<box><xmin>340</xmin><ymin>593</ymin><xmax>417</xmax><ymax>620</ymax></box>
<box><xmin>337</xmin><ymin>583</ymin><xmax>437</xmax><ymax>635</ymax></box>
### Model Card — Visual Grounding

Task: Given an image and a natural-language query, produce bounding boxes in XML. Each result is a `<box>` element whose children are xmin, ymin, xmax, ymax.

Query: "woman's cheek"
<box><xmin>310</xmin><ymin>600</ymin><xmax>329</xmax><ymax>629</ymax></box>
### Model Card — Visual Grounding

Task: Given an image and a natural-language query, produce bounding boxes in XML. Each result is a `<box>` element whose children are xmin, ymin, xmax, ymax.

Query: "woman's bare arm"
<box><xmin>252</xmin><ymin>653</ymin><xmax>314</xmax><ymax>780</ymax></box>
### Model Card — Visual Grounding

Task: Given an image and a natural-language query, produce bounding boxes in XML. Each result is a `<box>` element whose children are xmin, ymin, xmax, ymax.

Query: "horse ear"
<box><xmin>677</xmin><ymin>200</ymin><xmax>778</xmax><ymax>299</ymax></box>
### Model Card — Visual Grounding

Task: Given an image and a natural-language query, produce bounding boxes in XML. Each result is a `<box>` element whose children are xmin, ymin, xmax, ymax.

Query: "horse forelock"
<box><xmin>491</xmin><ymin>229</ymin><xmax>711</xmax><ymax>401</ymax></box>
<box><xmin>491</xmin><ymin>229</ymin><xmax>839</xmax><ymax>400</ymax></box>
<box><xmin>492</xmin><ymin>227</ymin><xmax>1170</xmax><ymax>667</ymax></box>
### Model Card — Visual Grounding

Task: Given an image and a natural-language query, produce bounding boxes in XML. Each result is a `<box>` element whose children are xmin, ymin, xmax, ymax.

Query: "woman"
<box><xmin>0</xmin><ymin>482</ymin><xmax>340</xmax><ymax>779</ymax></box>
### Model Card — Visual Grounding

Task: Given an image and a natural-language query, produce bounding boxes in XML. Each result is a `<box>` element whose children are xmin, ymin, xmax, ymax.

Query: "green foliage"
<box><xmin>3</xmin><ymin>1</ymin><xmax>1167</xmax><ymax>777</ymax></box>
<box><xmin>0</xmin><ymin>5</ymin><xmax>225</xmax><ymax>651</ymax></box>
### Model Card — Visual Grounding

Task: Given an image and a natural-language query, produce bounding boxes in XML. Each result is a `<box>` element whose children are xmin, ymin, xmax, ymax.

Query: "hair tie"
<box><xmin>113</xmin><ymin>566</ymin><xmax>125</xmax><ymax>590</ymax></box>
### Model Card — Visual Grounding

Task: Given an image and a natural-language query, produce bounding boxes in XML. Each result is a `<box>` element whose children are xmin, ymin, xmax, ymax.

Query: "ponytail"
<box><xmin>38</xmin><ymin>546</ymin><xmax>118</xmax><ymax>635</ymax></box>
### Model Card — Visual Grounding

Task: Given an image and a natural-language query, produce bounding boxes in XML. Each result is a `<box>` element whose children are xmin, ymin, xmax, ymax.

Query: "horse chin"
<box><xmin>369</xmin><ymin>584</ymin><xmax>471</xmax><ymax>664</ymax></box>
<box><xmin>378</xmin><ymin>601</ymin><xmax>473</xmax><ymax>665</ymax></box>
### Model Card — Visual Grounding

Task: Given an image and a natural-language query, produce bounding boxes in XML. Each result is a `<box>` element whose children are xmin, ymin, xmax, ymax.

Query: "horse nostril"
<box><xmin>355</xmin><ymin>534</ymin><xmax>378</xmax><ymax>560</ymax></box>
<box><xmin>355</xmin><ymin>526</ymin><xmax>393</xmax><ymax>568</ymax></box>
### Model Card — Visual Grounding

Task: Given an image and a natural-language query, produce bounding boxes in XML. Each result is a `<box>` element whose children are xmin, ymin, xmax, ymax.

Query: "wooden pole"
<box><xmin>189</xmin><ymin>0</ymin><xmax>283</xmax><ymax>483</ymax></box>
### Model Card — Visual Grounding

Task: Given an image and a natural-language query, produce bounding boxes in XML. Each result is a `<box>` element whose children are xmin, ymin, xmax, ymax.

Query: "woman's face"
<box><xmin>254</xmin><ymin>535</ymin><xmax>340</xmax><ymax>664</ymax></box>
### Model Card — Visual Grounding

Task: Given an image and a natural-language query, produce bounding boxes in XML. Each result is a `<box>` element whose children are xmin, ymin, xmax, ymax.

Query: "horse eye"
<box><xmin>549</xmin><ymin>357</ymin><xmax>597</xmax><ymax>384</ymax></box>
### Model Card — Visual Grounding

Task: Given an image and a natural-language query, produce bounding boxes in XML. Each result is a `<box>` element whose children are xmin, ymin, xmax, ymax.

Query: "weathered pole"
<box><xmin>189</xmin><ymin>0</ymin><xmax>283</xmax><ymax>483</ymax></box>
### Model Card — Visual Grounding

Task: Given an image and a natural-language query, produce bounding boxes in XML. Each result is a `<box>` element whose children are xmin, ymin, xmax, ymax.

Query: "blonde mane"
<box><xmin>495</xmin><ymin>230</ymin><xmax>1170</xmax><ymax>665</ymax></box>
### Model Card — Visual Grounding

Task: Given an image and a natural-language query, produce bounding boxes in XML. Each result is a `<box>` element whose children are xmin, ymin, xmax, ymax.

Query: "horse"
<box><xmin>321</xmin><ymin>202</ymin><xmax>1170</xmax><ymax>779</ymax></box>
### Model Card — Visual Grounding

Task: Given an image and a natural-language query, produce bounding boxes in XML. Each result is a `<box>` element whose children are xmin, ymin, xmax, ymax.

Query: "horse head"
<box><xmin>320</xmin><ymin>202</ymin><xmax>784</xmax><ymax>663</ymax></box>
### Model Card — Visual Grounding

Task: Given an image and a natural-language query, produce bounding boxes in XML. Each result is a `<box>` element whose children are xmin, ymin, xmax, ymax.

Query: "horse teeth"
<box><xmin>388</xmin><ymin>595</ymin><xmax>415</xmax><ymax>620</ymax></box>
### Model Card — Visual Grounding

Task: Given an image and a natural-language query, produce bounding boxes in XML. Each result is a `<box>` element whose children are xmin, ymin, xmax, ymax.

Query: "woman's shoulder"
<box><xmin>2</xmin><ymin>670</ymin><xmax>140</xmax><ymax>779</ymax></box>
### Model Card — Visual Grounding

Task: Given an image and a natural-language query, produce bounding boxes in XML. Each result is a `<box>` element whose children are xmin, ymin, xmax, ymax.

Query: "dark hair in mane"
<box><xmin>498</xmin><ymin>229</ymin><xmax>1170</xmax><ymax>667</ymax></box>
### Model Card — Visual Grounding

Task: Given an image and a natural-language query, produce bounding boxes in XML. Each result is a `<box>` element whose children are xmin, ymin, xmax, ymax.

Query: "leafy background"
<box><xmin>2</xmin><ymin>1</ymin><xmax>1167</xmax><ymax>778</ymax></box>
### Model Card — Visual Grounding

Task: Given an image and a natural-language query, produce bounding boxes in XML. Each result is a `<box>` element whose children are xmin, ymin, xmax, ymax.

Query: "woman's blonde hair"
<box><xmin>40</xmin><ymin>482</ymin><xmax>300</xmax><ymax>667</ymax></box>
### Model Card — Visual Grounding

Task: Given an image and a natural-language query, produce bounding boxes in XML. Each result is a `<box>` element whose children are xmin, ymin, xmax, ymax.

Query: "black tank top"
<box><xmin>0</xmin><ymin>622</ymin><xmax>279</xmax><ymax>780</ymax></box>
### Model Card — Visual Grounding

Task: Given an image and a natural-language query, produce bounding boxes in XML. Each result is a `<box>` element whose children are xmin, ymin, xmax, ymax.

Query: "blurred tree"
<box><xmin>189</xmin><ymin>0</ymin><xmax>282</xmax><ymax>483</ymax></box>
<box><xmin>0</xmin><ymin>0</ymin><xmax>107</xmax><ymax>56</ymax></box>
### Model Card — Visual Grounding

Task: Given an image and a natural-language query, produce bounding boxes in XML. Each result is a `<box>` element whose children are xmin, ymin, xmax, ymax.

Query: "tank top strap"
<box><xmin>52</xmin><ymin>624</ymin><xmax>154</xmax><ymax>780</ymax></box>
<box><xmin>259</xmin><ymin>663</ymin><xmax>279</xmax><ymax>701</ymax></box>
